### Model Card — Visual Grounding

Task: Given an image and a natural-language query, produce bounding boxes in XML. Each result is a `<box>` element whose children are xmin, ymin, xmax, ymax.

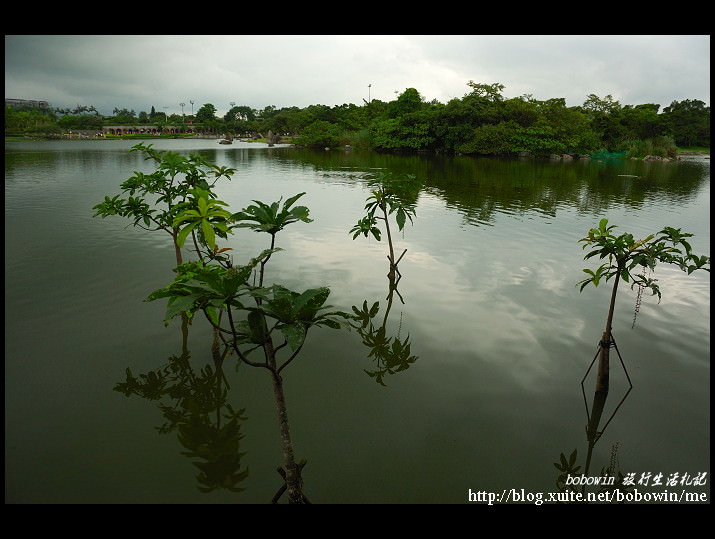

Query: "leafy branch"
<box><xmin>576</xmin><ymin>218</ymin><xmax>709</xmax><ymax>303</ymax></box>
<box><xmin>350</xmin><ymin>172</ymin><xmax>421</xmax><ymax>278</ymax></box>
<box><xmin>145</xmin><ymin>190</ymin><xmax>350</xmax><ymax>504</ymax></box>
<box><xmin>92</xmin><ymin>143</ymin><xmax>236</xmax><ymax>264</ymax></box>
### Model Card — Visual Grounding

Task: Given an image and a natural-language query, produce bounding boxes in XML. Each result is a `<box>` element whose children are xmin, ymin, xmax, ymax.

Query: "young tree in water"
<box><xmin>576</xmin><ymin>218</ymin><xmax>709</xmax><ymax>394</ymax></box>
<box><xmin>350</xmin><ymin>172</ymin><xmax>421</xmax><ymax>282</ymax></box>
<box><xmin>92</xmin><ymin>143</ymin><xmax>236</xmax><ymax>266</ymax></box>
<box><xmin>147</xmin><ymin>191</ymin><xmax>350</xmax><ymax>504</ymax></box>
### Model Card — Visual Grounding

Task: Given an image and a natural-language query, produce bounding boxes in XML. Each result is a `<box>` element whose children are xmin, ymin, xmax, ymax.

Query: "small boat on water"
<box><xmin>218</xmin><ymin>132</ymin><xmax>233</xmax><ymax>144</ymax></box>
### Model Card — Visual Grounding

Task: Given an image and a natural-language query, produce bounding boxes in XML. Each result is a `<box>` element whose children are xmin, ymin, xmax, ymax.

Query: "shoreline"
<box><xmin>4</xmin><ymin>136</ymin><xmax>710</xmax><ymax>161</ymax></box>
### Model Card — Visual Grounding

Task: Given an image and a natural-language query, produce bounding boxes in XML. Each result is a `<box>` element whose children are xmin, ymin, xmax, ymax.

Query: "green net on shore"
<box><xmin>590</xmin><ymin>151</ymin><xmax>627</xmax><ymax>160</ymax></box>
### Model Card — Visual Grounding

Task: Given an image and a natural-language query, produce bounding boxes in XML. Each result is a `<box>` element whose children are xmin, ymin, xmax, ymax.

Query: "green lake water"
<box><xmin>5</xmin><ymin>140</ymin><xmax>710</xmax><ymax>504</ymax></box>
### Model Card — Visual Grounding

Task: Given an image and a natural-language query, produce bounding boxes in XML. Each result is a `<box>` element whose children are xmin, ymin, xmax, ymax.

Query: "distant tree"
<box><xmin>459</xmin><ymin>121</ymin><xmax>518</xmax><ymax>155</ymax></box>
<box><xmin>581</xmin><ymin>94</ymin><xmax>625</xmax><ymax>148</ymax></box>
<box><xmin>619</xmin><ymin>104</ymin><xmax>666</xmax><ymax>141</ymax></box>
<box><xmin>501</xmin><ymin>96</ymin><xmax>539</xmax><ymax>127</ymax></box>
<box><xmin>582</xmin><ymin>94</ymin><xmax>621</xmax><ymax>116</ymax></box>
<box><xmin>113</xmin><ymin>107</ymin><xmax>136</xmax><ymax>118</ymax></box>
<box><xmin>57</xmin><ymin>114</ymin><xmax>103</xmax><ymax>130</ymax></box>
<box><xmin>264</xmin><ymin>107</ymin><xmax>303</xmax><ymax>135</ymax></box>
<box><xmin>5</xmin><ymin>106</ymin><xmax>58</xmax><ymax>134</ymax></box>
<box><xmin>62</xmin><ymin>104</ymin><xmax>99</xmax><ymax>116</ymax></box>
<box><xmin>112</xmin><ymin>108</ymin><xmax>137</xmax><ymax>124</ymax></box>
<box><xmin>295</xmin><ymin>120</ymin><xmax>340</xmax><ymax>148</ymax></box>
<box><xmin>195</xmin><ymin>103</ymin><xmax>217</xmax><ymax>123</ymax></box>
<box><xmin>256</xmin><ymin>105</ymin><xmax>277</xmax><ymax>120</ymax></box>
<box><xmin>465</xmin><ymin>81</ymin><xmax>505</xmax><ymax>102</ymax></box>
<box><xmin>387</xmin><ymin>88</ymin><xmax>424</xmax><ymax>118</ymax></box>
<box><xmin>332</xmin><ymin>103</ymin><xmax>368</xmax><ymax>131</ymax></box>
<box><xmin>662</xmin><ymin>99</ymin><xmax>710</xmax><ymax>147</ymax></box>
<box><xmin>224</xmin><ymin>105</ymin><xmax>255</xmax><ymax>123</ymax></box>
<box><xmin>535</xmin><ymin>98</ymin><xmax>596</xmax><ymax>152</ymax></box>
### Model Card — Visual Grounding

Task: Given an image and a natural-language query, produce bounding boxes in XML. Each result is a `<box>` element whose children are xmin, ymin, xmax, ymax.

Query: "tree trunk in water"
<box><xmin>271</xmin><ymin>371</ymin><xmax>305</xmax><ymax>503</ymax></box>
<box><xmin>381</xmin><ymin>201</ymin><xmax>397</xmax><ymax>280</ymax></box>
<box><xmin>596</xmin><ymin>269</ymin><xmax>622</xmax><ymax>394</ymax></box>
<box><xmin>596</xmin><ymin>331</ymin><xmax>611</xmax><ymax>394</ymax></box>
<box><xmin>173</xmin><ymin>228</ymin><xmax>183</xmax><ymax>265</ymax></box>
<box><xmin>584</xmin><ymin>389</ymin><xmax>608</xmax><ymax>474</ymax></box>
<box><xmin>181</xmin><ymin>313</ymin><xmax>189</xmax><ymax>355</ymax></box>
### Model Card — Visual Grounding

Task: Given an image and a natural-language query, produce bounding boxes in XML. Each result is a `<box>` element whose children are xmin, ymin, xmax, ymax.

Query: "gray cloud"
<box><xmin>5</xmin><ymin>35</ymin><xmax>710</xmax><ymax>116</ymax></box>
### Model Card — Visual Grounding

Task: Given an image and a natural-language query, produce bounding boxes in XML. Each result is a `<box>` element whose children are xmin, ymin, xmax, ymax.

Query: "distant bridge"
<box><xmin>101</xmin><ymin>125</ymin><xmax>201</xmax><ymax>135</ymax></box>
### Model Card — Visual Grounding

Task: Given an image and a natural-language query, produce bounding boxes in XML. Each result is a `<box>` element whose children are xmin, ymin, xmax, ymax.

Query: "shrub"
<box><xmin>294</xmin><ymin>120</ymin><xmax>340</xmax><ymax>149</ymax></box>
<box><xmin>618</xmin><ymin>136</ymin><xmax>677</xmax><ymax>159</ymax></box>
<box><xmin>458</xmin><ymin>121</ymin><xmax>516</xmax><ymax>155</ymax></box>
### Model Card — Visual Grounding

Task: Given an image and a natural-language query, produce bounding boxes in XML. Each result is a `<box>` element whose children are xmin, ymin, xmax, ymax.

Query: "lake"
<box><xmin>5</xmin><ymin>139</ymin><xmax>710</xmax><ymax>504</ymax></box>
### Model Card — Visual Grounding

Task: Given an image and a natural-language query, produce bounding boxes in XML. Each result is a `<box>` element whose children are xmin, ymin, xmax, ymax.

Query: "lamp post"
<box><xmin>368</xmin><ymin>84</ymin><xmax>371</xmax><ymax>103</ymax></box>
<box><xmin>180</xmin><ymin>102</ymin><xmax>185</xmax><ymax>122</ymax></box>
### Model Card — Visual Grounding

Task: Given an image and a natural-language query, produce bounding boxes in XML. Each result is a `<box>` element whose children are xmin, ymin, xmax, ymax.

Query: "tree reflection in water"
<box><xmin>351</xmin><ymin>273</ymin><xmax>419</xmax><ymax>385</ymax></box>
<box><xmin>115</xmin><ymin>346</ymin><xmax>249</xmax><ymax>494</ymax></box>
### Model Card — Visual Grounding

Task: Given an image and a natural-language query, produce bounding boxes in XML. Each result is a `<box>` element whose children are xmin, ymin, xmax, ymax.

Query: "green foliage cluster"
<box><xmin>577</xmin><ymin>218</ymin><xmax>710</xmax><ymax>301</ymax></box>
<box><xmin>616</xmin><ymin>136</ymin><xmax>677</xmax><ymax>159</ymax></box>
<box><xmin>350</xmin><ymin>172</ymin><xmax>420</xmax><ymax>242</ymax></box>
<box><xmin>577</xmin><ymin>217</ymin><xmax>709</xmax><ymax>339</ymax></box>
<box><xmin>92</xmin><ymin>143</ymin><xmax>236</xmax><ymax>264</ymax></box>
<box><xmin>94</xmin><ymin>143</ymin><xmax>708</xmax><ymax>502</ymax></box>
<box><xmin>8</xmin><ymin>84</ymin><xmax>709</xmax><ymax>154</ymax></box>
<box><xmin>95</xmin><ymin>143</ymin><xmax>353</xmax><ymax>503</ymax></box>
<box><xmin>350</xmin><ymin>172</ymin><xmax>421</xmax><ymax>282</ymax></box>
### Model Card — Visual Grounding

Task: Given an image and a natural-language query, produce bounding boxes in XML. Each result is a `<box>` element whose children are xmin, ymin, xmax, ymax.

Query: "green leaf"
<box><xmin>204</xmin><ymin>305</ymin><xmax>221</xmax><ymax>327</ymax></box>
<box><xmin>246</xmin><ymin>310</ymin><xmax>266</xmax><ymax>343</ymax></box>
<box><xmin>318</xmin><ymin>317</ymin><xmax>342</xmax><ymax>329</ymax></box>
<box><xmin>165</xmin><ymin>294</ymin><xmax>201</xmax><ymax>322</ymax></box>
<box><xmin>281</xmin><ymin>323</ymin><xmax>306</xmax><ymax>351</ymax></box>
<box><xmin>294</xmin><ymin>287</ymin><xmax>329</xmax><ymax>315</ymax></box>
<box><xmin>395</xmin><ymin>208</ymin><xmax>406</xmax><ymax>231</ymax></box>
<box><xmin>173</xmin><ymin>210</ymin><xmax>201</xmax><ymax>226</ymax></box>
<box><xmin>176</xmin><ymin>221</ymin><xmax>199</xmax><ymax>248</ymax></box>
<box><xmin>201</xmin><ymin>219</ymin><xmax>216</xmax><ymax>250</ymax></box>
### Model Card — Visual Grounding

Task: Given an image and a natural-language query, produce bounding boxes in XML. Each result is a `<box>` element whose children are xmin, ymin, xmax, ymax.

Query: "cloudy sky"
<box><xmin>5</xmin><ymin>35</ymin><xmax>710</xmax><ymax>117</ymax></box>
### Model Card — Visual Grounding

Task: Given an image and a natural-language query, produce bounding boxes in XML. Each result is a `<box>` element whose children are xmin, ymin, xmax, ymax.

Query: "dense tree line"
<box><xmin>5</xmin><ymin>81</ymin><xmax>710</xmax><ymax>156</ymax></box>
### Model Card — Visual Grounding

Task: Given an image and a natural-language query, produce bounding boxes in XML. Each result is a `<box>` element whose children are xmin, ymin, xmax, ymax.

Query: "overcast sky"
<box><xmin>5</xmin><ymin>35</ymin><xmax>710</xmax><ymax>117</ymax></box>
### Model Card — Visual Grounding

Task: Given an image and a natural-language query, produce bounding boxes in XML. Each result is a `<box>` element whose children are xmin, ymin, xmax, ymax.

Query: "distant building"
<box><xmin>6</xmin><ymin>98</ymin><xmax>50</xmax><ymax>109</ymax></box>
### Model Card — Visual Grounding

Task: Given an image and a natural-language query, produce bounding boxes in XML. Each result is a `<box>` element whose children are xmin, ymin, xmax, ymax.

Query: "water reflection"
<box><xmin>553</xmin><ymin>443</ymin><xmax>634</xmax><ymax>504</ymax></box>
<box><xmin>351</xmin><ymin>274</ymin><xmax>419</xmax><ymax>385</ymax></box>
<box><xmin>275</xmin><ymin>148</ymin><xmax>709</xmax><ymax>225</ymax></box>
<box><xmin>581</xmin><ymin>333</ymin><xmax>633</xmax><ymax>470</ymax></box>
<box><xmin>550</xmin><ymin>330</ymin><xmax>636</xmax><ymax>504</ymax></box>
<box><xmin>5</xmin><ymin>141</ymin><xmax>709</xmax><ymax>503</ymax></box>
<box><xmin>114</xmin><ymin>327</ymin><xmax>250</xmax><ymax>495</ymax></box>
